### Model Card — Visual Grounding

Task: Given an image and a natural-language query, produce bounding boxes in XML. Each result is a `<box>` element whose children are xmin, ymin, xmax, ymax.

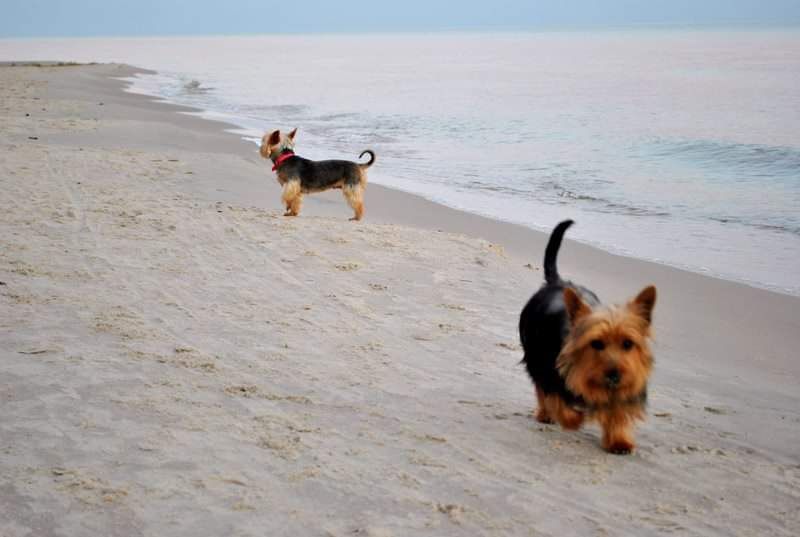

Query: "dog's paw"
<box><xmin>535</xmin><ymin>409</ymin><xmax>554</xmax><ymax>424</ymax></box>
<box><xmin>606</xmin><ymin>441</ymin><xmax>635</xmax><ymax>455</ymax></box>
<box><xmin>557</xmin><ymin>409</ymin><xmax>585</xmax><ymax>430</ymax></box>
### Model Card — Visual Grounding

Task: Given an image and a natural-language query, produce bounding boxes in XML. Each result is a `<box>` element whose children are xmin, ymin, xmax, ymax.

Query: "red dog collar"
<box><xmin>272</xmin><ymin>151</ymin><xmax>295</xmax><ymax>171</ymax></box>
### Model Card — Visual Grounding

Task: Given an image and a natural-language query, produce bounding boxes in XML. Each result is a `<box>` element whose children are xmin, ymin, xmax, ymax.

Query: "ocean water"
<box><xmin>2</xmin><ymin>30</ymin><xmax>799</xmax><ymax>294</ymax></box>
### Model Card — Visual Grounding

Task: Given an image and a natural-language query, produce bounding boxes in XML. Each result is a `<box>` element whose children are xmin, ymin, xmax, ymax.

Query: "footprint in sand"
<box><xmin>439</xmin><ymin>303</ymin><xmax>467</xmax><ymax>311</ymax></box>
<box><xmin>169</xmin><ymin>347</ymin><xmax>218</xmax><ymax>372</ymax></box>
<box><xmin>225</xmin><ymin>386</ymin><xmax>313</xmax><ymax>405</ymax></box>
<box><xmin>257</xmin><ymin>434</ymin><xmax>304</xmax><ymax>460</ymax></box>
<box><xmin>415</xmin><ymin>434</ymin><xmax>447</xmax><ymax>443</ymax></box>
<box><xmin>18</xmin><ymin>347</ymin><xmax>62</xmax><ymax>355</ymax></box>
<box><xmin>354</xmin><ymin>341</ymin><xmax>384</xmax><ymax>353</ymax></box>
<box><xmin>51</xmin><ymin>468</ymin><xmax>129</xmax><ymax>506</ymax></box>
<box><xmin>326</xmin><ymin>237</ymin><xmax>349</xmax><ymax>245</ymax></box>
<box><xmin>437</xmin><ymin>322</ymin><xmax>463</xmax><ymax>334</ymax></box>
<box><xmin>335</xmin><ymin>262</ymin><xmax>360</xmax><ymax>271</ymax></box>
<box><xmin>436</xmin><ymin>503</ymin><xmax>465</xmax><ymax>522</ymax></box>
<box><xmin>224</xmin><ymin>385</ymin><xmax>260</xmax><ymax>398</ymax></box>
<box><xmin>671</xmin><ymin>445</ymin><xmax>728</xmax><ymax>456</ymax></box>
<box><xmin>94</xmin><ymin>307</ymin><xmax>153</xmax><ymax>340</ymax></box>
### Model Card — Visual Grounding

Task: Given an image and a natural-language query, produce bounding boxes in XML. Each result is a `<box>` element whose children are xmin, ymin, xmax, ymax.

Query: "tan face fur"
<box><xmin>259</xmin><ymin>128</ymin><xmax>297</xmax><ymax>160</ymax></box>
<box><xmin>557</xmin><ymin>286</ymin><xmax>657</xmax><ymax>407</ymax></box>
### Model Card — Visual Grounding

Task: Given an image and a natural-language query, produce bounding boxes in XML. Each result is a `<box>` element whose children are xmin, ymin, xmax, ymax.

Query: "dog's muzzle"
<box><xmin>604</xmin><ymin>368</ymin><xmax>621</xmax><ymax>389</ymax></box>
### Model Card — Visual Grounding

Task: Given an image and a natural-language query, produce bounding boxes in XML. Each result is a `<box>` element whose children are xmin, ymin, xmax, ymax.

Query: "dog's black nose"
<box><xmin>605</xmin><ymin>368</ymin><xmax>621</xmax><ymax>388</ymax></box>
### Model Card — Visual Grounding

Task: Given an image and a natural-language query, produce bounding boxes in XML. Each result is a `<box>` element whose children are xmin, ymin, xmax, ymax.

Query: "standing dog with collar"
<box><xmin>259</xmin><ymin>128</ymin><xmax>375</xmax><ymax>221</ymax></box>
<box><xmin>519</xmin><ymin>220</ymin><xmax>657</xmax><ymax>454</ymax></box>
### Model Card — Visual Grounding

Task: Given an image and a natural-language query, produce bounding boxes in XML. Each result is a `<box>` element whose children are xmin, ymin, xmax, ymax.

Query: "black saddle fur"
<box><xmin>518</xmin><ymin>220</ymin><xmax>601</xmax><ymax>406</ymax></box>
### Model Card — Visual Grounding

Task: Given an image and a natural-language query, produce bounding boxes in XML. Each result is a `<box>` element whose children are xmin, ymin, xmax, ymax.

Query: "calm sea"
<box><xmin>2</xmin><ymin>30</ymin><xmax>799</xmax><ymax>294</ymax></box>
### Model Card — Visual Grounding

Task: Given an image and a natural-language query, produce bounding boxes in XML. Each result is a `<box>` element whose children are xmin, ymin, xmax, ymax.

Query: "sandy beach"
<box><xmin>1</xmin><ymin>63</ymin><xmax>799</xmax><ymax>536</ymax></box>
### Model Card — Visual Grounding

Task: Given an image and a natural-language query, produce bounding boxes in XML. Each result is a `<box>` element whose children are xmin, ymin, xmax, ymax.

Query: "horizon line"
<box><xmin>3</xmin><ymin>19</ymin><xmax>800</xmax><ymax>40</ymax></box>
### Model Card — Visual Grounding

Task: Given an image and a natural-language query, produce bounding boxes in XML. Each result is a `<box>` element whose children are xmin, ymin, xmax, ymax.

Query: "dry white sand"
<box><xmin>1</xmin><ymin>64</ymin><xmax>799</xmax><ymax>536</ymax></box>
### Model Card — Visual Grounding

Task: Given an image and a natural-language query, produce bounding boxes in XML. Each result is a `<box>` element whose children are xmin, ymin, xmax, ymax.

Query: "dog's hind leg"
<box><xmin>282</xmin><ymin>181</ymin><xmax>302</xmax><ymax>217</ymax></box>
<box><xmin>288</xmin><ymin>193</ymin><xmax>303</xmax><ymax>217</ymax></box>
<box><xmin>343</xmin><ymin>184</ymin><xmax>364</xmax><ymax>221</ymax></box>
<box><xmin>534</xmin><ymin>386</ymin><xmax>554</xmax><ymax>424</ymax></box>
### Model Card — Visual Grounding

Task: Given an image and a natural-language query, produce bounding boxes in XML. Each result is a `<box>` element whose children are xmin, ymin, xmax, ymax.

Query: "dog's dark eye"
<box><xmin>590</xmin><ymin>339</ymin><xmax>605</xmax><ymax>351</ymax></box>
<box><xmin>621</xmin><ymin>339</ymin><xmax>634</xmax><ymax>351</ymax></box>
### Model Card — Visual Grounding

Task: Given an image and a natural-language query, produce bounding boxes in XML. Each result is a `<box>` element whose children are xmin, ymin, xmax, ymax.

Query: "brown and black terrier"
<box><xmin>519</xmin><ymin>220</ymin><xmax>657</xmax><ymax>454</ymax></box>
<box><xmin>259</xmin><ymin>128</ymin><xmax>375</xmax><ymax>221</ymax></box>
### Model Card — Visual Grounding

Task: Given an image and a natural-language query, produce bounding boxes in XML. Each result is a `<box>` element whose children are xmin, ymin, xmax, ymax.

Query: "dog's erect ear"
<box><xmin>268</xmin><ymin>130</ymin><xmax>281</xmax><ymax>146</ymax></box>
<box><xmin>288</xmin><ymin>128</ymin><xmax>297</xmax><ymax>141</ymax></box>
<box><xmin>629</xmin><ymin>285</ymin><xmax>656</xmax><ymax>324</ymax></box>
<box><xmin>564</xmin><ymin>287</ymin><xmax>592</xmax><ymax>325</ymax></box>
<box><xmin>259</xmin><ymin>140</ymin><xmax>270</xmax><ymax>159</ymax></box>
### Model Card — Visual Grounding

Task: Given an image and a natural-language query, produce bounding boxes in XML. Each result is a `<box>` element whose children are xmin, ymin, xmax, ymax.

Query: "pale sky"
<box><xmin>2</xmin><ymin>0</ymin><xmax>800</xmax><ymax>38</ymax></box>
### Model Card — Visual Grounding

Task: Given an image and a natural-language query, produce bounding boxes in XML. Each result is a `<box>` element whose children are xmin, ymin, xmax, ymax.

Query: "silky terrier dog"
<box><xmin>259</xmin><ymin>128</ymin><xmax>375</xmax><ymax>221</ymax></box>
<box><xmin>519</xmin><ymin>220</ymin><xmax>657</xmax><ymax>454</ymax></box>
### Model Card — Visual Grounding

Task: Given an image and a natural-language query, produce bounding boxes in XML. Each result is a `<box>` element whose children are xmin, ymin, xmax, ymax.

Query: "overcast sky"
<box><xmin>2</xmin><ymin>0</ymin><xmax>800</xmax><ymax>38</ymax></box>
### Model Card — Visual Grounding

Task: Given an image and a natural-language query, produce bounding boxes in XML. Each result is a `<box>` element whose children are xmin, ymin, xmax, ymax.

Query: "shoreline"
<box><xmin>42</xmin><ymin>63</ymin><xmax>800</xmax><ymax>378</ymax></box>
<box><xmin>121</xmin><ymin>63</ymin><xmax>799</xmax><ymax>298</ymax></box>
<box><xmin>4</xmin><ymin>31</ymin><xmax>800</xmax><ymax>295</ymax></box>
<box><xmin>126</xmin><ymin>65</ymin><xmax>791</xmax><ymax>294</ymax></box>
<box><xmin>2</xmin><ymin>62</ymin><xmax>799</xmax><ymax>536</ymax></box>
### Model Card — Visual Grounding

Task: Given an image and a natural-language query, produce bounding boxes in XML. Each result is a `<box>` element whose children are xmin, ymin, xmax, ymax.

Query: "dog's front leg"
<box><xmin>281</xmin><ymin>181</ymin><xmax>302</xmax><ymax>217</ymax></box>
<box><xmin>598</xmin><ymin>409</ymin><xmax>636</xmax><ymax>455</ymax></box>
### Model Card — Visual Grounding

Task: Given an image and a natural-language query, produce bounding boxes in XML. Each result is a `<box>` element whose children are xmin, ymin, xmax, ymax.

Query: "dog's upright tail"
<box><xmin>544</xmin><ymin>219</ymin><xmax>574</xmax><ymax>284</ymax></box>
<box><xmin>358</xmin><ymin>150</ymin><xmax>376</xmax><ymax>168</ymax></box>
